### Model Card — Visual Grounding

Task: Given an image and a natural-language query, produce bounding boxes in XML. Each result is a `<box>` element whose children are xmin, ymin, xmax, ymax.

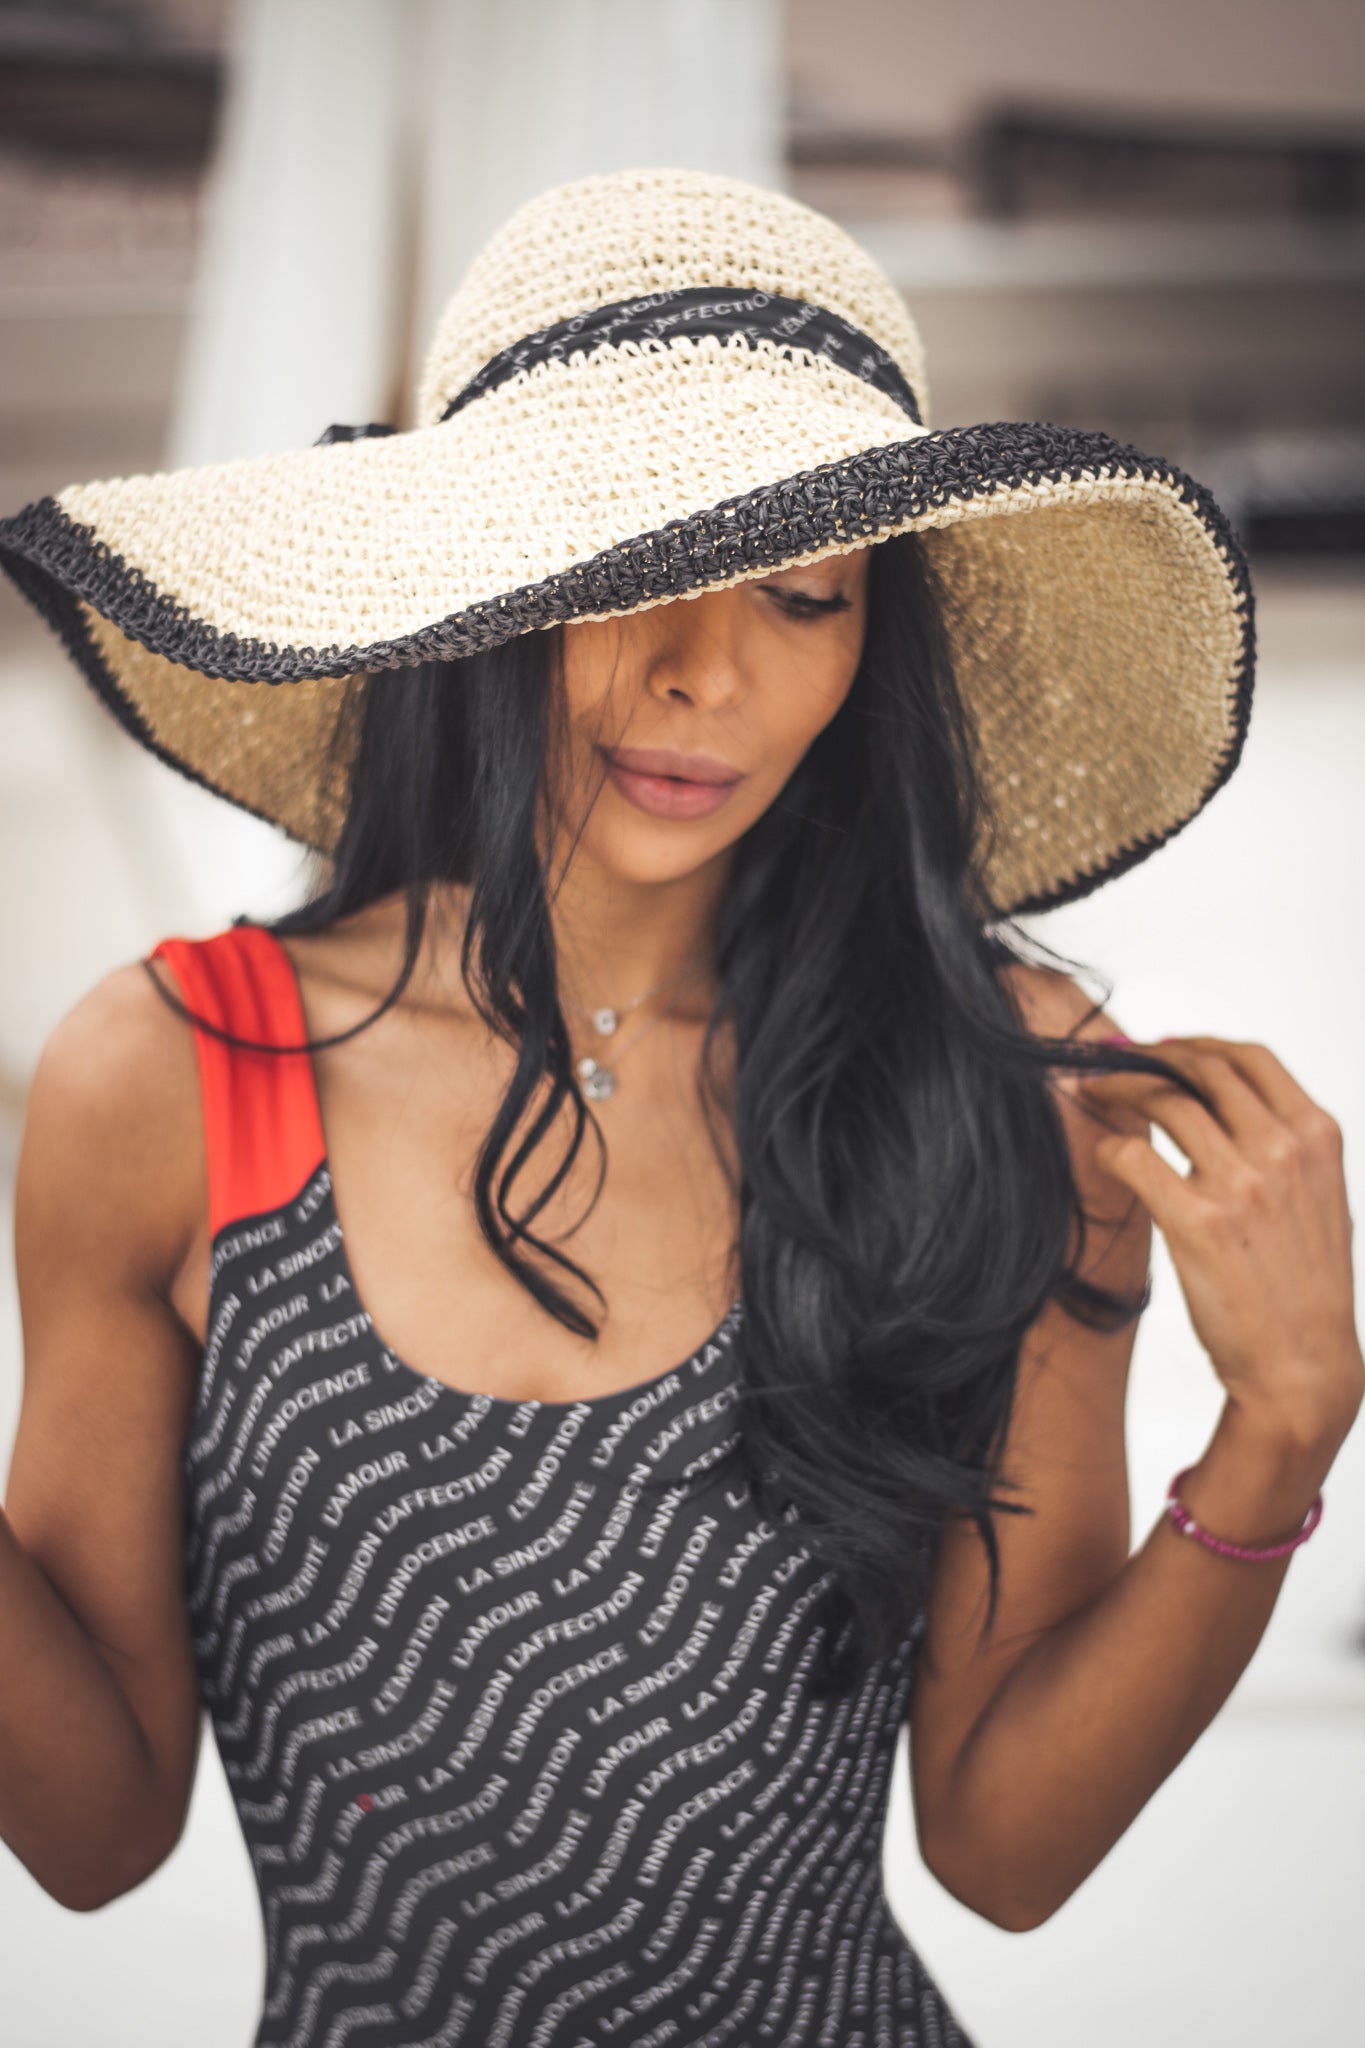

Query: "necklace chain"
<box><xmin>562</xmin><ymin>952</ymin><xmax>707</xmax><ymax>1039</ymax></box>
<box><xmin>563</xmin><ymin>954</ymin><xmax>710</xmax><ymax>1101</ymax></box>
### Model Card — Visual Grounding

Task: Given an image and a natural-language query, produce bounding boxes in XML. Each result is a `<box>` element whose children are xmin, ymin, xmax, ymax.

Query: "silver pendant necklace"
<box><xmin>564</xmin><ymin>955</ymin><xmax>708</xmax><ymax>1100</ymax></box>
<box><xmin>573</xmin><ymin>1005</ymin><xmax>671</xmax><ymax>1100</ymax></box>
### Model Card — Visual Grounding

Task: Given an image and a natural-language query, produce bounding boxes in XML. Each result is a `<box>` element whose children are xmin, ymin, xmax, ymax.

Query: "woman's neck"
<box><xmin>547</xmin><ymin>854</ymin><xmax>730</xmax><ymax>1025</ymax></box>
<box><xmin>404</xmin><ymin>854</ymin><xmax>729</xmax><ymax>1028</ymax></box>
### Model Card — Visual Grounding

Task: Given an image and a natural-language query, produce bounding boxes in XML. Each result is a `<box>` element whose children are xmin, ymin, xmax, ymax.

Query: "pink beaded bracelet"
<box><xmin>1165</xmin><ymin>1467</ymin><xmax>1324</xmax><ymax>1562</ymax></box>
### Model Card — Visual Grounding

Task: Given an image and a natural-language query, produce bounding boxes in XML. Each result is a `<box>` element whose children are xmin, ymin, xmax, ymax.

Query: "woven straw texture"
<box><xmin>0</xmin><ymin>166</ymin><xmax>1254</xmax><ymax>917</ymax></box>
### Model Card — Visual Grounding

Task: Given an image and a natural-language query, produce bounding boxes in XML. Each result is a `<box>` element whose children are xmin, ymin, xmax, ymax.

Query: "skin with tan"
<box><xmin>2</xmin><ymin>549</ymin><xmax>1361</xmax><ymax>1938</ymax></box>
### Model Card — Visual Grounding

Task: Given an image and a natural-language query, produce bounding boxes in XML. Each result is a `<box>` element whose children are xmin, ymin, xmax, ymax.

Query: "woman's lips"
<box><xmin>599</xmin><ymin>746</ymin><xmax>742</xmax><ymax>820</ymax></box>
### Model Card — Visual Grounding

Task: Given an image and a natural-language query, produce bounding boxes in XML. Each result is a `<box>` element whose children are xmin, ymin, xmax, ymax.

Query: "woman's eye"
<box><xmin>769</xmin><ymin>589</ymin><xmax>852</xmax><ymax>620</ymax></box>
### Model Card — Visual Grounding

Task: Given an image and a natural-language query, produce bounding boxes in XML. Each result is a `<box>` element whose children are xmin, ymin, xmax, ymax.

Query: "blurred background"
<box><xmin>1</xmin><ymin>2</ymin><xmax>1362</xmax><ymax>2042</ymax></box>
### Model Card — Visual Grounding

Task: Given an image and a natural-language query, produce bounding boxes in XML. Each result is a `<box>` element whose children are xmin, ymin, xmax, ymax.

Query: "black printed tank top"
<box><xmin>153</xmin><ymin>923</ymin><xmax>974</xmax><ymax>2048</ymax></box>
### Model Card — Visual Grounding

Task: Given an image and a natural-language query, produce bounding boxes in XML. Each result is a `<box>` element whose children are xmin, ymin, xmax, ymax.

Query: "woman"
<box><xmin>1</xmin><ymin>168</ymin><xmax>1359</xmax><ymax>2047</ymax></box>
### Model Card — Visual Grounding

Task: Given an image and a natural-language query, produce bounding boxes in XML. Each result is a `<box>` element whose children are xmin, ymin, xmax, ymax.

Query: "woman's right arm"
<box><xmin>2</xmin><ymin>960</ymin><xmax>207</xmax><ymax>1911</ymax></box>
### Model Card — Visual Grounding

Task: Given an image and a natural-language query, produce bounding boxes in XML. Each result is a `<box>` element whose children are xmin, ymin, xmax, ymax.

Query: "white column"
<box><xmin>166</xmin><ymin>0</ymin><xmax>416</xmax><ymax>467</ymax></box>
<box><xmin>406</xmin><ymin>0</ymin><xmax>784</xmax><ymax>410</ymax></box>
<box><xmin>169</xmin><ymin>0</ymin><xmax>785</xmax><ymax>459</ymax></box>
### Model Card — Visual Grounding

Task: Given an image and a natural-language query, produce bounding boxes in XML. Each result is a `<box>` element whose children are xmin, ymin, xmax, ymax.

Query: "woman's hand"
<box><xmin>1075</xmin><ymin>1036</ymin><xmax>1364</xmax><ymax>1455</ymax></box>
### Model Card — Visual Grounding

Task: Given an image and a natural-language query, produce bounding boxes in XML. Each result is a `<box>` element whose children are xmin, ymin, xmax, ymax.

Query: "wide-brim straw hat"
<box><xmin>0</xmin><ymin>165</ymin><xmax>1253</xmax><ymax>917</ymax></box>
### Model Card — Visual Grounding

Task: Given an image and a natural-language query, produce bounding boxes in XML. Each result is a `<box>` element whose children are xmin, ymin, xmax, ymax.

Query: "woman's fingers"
<box><xmin>1081</xmin><ymin>1036</ymin><xmax>1344</xmax><ymax>1187</ymax></box>
<box><xmin>1076</xmin><ymin>1046</ymin><xmax>1244</xmax><ymax>1183</ymax></box>
<box><xmin>1084</xmin><ymin>1123</ymin><xmax>1192</xmax><ymax>1240</ymax></box>
<box><xmin>1073</xmin><ymin>1033</ymin><xmax>1361</xmax><ymax>1437</ymax></box>
<box><xmin>1150</xmin><ymin>1039</ymin><xmax>1288</xmax><ymax>1152</ymax></box>
<box><xmin>1168</xmin><ymin>1035</ymin><xmax>1337</xmax><ymax>1132</ymax></box>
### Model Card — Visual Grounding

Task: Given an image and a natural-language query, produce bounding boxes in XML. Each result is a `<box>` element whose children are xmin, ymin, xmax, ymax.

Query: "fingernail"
<box><xmin>1100</xmin><ymin>1033</ymin><xmax>1132</xmax><ymax>1046</ymax></box>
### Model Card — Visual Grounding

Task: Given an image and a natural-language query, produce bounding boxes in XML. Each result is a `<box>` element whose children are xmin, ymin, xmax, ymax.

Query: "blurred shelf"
<box><xmin>846</xmin><ymin>215</ymin><xmax>1365</xmax><ymax>291</ymax></box>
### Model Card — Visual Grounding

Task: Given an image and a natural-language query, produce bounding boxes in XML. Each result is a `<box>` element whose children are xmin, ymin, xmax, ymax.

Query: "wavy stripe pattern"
<box><xmin>188</xmin><ymin>1163</ymin><xmax>975</xmax><ymax>2047</ymax></box>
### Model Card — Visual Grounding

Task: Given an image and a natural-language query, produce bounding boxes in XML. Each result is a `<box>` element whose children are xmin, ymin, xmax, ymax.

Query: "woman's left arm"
<box><xmin>908</xmin><ymin>967</ymin><xmax>1364</xmax><ymax>1934</ymax></box>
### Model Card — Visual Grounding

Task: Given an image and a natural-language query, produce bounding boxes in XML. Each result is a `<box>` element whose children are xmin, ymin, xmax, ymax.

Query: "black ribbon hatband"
<box><xmin>438</xmin><ymin>287</ymin><xmax>923</xmax><ymax>426</ymax></box>
<box><xmin>314</xmin><ymin>421</ymin><xmax>399</xmax><ymax>446</ymax></box>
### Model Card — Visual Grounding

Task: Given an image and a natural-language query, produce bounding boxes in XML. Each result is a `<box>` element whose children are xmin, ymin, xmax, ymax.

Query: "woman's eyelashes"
<box><xmin>767</xmin><ymin>588</ymin><xmax>853</xmax><ymax>620</ymax></box>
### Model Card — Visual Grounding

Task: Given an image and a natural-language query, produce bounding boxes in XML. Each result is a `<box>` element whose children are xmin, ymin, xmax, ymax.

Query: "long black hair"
<box><xmin>146</xmin><ymin>530</ymin><xmax>1211</xmax><ymax>1694</ymax></box>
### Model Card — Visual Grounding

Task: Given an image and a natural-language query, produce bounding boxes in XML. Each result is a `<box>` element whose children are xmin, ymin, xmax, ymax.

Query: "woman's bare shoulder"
<box><xmin>28</xmin><ymin>956</ymin><xmax>200</xmax><ymax>1136</ymax></box>
<box><xmin>18</xmin><ymin>957</ymin><xmax>204</xmax><ymax>1291</ymax></box>
<box><xmin>276</xmin><ymin>889</ymin><xmax>480</xmax><ymax>1024</ymax></box>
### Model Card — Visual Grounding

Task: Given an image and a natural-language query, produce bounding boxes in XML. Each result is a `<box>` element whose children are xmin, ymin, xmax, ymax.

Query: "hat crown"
<box><xmin>415</xmin><ymin>166</ymin><xmax>931</xmax><ymax>430</ymax></box>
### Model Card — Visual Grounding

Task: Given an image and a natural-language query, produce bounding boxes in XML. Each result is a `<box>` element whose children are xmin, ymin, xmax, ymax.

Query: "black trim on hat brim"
<box><xmin>0</xmin><ymin>531</ymin><xmax>318</xmax><ymax>848</ymax></box>
<box><xmin>0</xmin><ymin>418</ymin><xmax>1255</xmax><ymax>916</ymax></box>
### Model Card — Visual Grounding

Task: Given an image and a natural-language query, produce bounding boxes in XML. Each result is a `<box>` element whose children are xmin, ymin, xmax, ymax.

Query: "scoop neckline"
<box><xmin>251</xmin><ymin>924</ymin><xmax>745</xmax><ymax>1419</ymax></box>
<box><xmin>328</xmin><ymin>1177</ymin><xmax>744</xmax><ymax>1418</ymax></box>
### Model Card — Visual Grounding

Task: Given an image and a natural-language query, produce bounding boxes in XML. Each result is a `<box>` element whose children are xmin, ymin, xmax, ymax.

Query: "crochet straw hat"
<box><xmin>0</xmin><ymin>165</ymin><xmax>1254</xmax><ymax>917</ymax></box>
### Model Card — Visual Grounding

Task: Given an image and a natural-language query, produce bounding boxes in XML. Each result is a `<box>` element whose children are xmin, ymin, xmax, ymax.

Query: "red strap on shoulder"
<box><xmin>149</xmin><ymin>925</ymin><xmax>327</xmax><ymax>1240</ymax></box>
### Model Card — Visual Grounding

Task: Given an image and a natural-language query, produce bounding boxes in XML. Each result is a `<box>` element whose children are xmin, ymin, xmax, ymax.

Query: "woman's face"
<box><xmin>548</xmin><ymin>548</ymin><xmax>872</xmax><ymax>886</ymax></box>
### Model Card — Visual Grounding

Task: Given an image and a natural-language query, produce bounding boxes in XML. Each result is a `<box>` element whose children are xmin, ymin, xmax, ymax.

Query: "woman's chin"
<box><xmin>572</xmin><ymin>816</ymin><xmax>741</xmax><ymax>888</ymax></box>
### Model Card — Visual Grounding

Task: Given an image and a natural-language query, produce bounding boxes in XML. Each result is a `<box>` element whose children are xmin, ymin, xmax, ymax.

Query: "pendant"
<box><xmin>577</xmin><ymin>1055</ymin><xmax>617</xmax><ymax>1100</ymax></box>
<box><xmin>592</xmin><ymin>1007</ymin><xmax>619</xmax><ymax>1037</ymax></box>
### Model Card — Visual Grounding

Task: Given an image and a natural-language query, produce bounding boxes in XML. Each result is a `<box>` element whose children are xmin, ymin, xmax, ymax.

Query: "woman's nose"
<box><xmin>645</xmin><ymin>591</ymin><xmax>747</xmax><ymax>708</ymax></box>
